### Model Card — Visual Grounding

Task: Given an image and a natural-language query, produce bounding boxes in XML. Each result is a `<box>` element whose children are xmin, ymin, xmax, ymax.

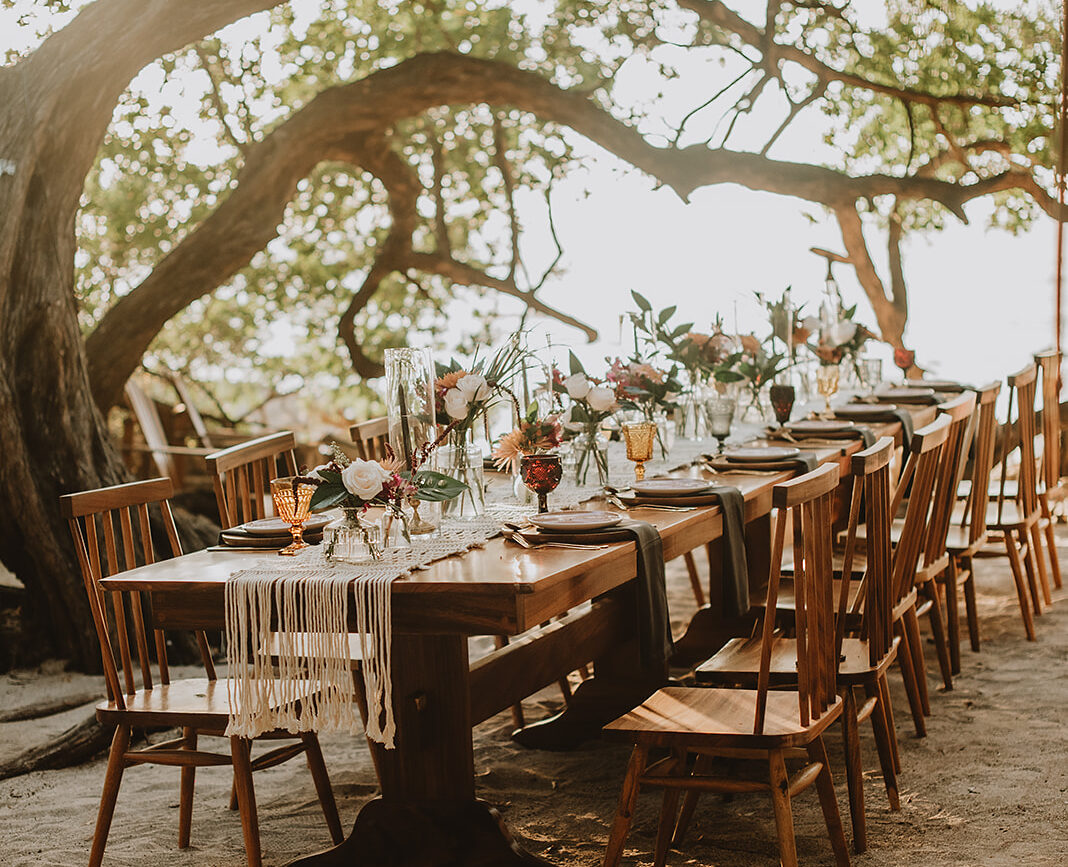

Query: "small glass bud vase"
<box><xmin>324</xmin><ymin>508</ymin><xmax>383</xmax><ymax>564</ymax></box>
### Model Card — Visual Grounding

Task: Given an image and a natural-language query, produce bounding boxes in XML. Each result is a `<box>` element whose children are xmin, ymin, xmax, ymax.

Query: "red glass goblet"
<box><xmin>520</xmin><ymin>453</ymin><xmax>563</xmax><ymax>514</ymax></box>
<box><xmin>893</xmin><ymin>347</ymin><xmax>916</xmax><ymax>383</ymax></box>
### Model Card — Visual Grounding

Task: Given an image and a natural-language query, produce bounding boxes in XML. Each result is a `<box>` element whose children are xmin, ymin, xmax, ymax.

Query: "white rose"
<box><xmin>443</xmin><ymin>388</ymin><xmax>470</xmax><ymax>420</ymax></box>
<box><xmin>307</xmin><ymin>463</ymin><xmax>331</xmax><ymax>481</ymax></box>
<box><xmin>564</xmin><ymin>374</ymin><xmax>591</xmax><ymax>400</ymax></box>
<box><xmin>341</xmin><ymin>459</ymin><xmax>391</xmax><ymax>500</ymax></box>
<box><xmin>828</xmin><ymin>320</ymin><xmax>857</xmax><ymax>345</ymax></box>
<box><xmin>456</xmin><ymin>373</ymin><xmax>491</xmax><ymax>403</ymax></box>
<box><xmin>587</xmin><ymin>386</ymin><xmax>617</xmax><ymax>413</ymax></box>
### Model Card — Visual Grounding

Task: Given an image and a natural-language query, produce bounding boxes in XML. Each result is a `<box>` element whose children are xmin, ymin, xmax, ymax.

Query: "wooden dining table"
<box><xmin>100</xmin><ymin>405</ymin><xmax>935</xmax><ymax>866</ymax></box>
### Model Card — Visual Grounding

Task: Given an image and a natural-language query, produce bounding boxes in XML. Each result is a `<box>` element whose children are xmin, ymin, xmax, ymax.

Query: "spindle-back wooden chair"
<box><xmin>695</xmin><ymin>439</ymin><xmax>900</xmax><ymax>854</ymax></box>
<box><xmin>1034</xmin><ymin>350</ymin><xmax>1063</xmax><ymax>590</ymax></box>
<box><xmin>602</xmin><ymin>464</ymin><xmax>850</xmax><ymax>867</ymax></box>
<box><xmin>349</xmin><ymin>416</ymin><xmax>391</xmax><ymax>462</ymax></box>
<box><xmin>943</xmin><ymin>382</ymin><xmax>1001</xmax><ymax>671</ymax></box>
<box><xmin>207</xmin><ymin>431</ymin><xmax>299</xmax><ymax>530</ymax></box>
<box><xmin>977</xmin><ymin>363</ymin><xmax>1049</xmax><ymax>640</ymax></box>
<box><xmin>60</xmin><ymin>478</ymin><xmax>342</xmax><ymax>867</ymax></box>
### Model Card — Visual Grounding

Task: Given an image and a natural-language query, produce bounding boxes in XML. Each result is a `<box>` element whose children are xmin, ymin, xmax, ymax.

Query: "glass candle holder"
<box><xmin>270</xmin><ymin>476</ymin><xmax>317</xmax><ymax>555</ymax></box>
<box><xmin>704</xmin><ymin>396</ymin><xmax>736</xmax><ymax>455</ymax></box>
<box><xmin>621</xmin><ymin>421</ymin><xmax>656</xmax><ymax>481</ymax></box>
<box><xmin>520</xmin><ymin>453</ymin><xmax>563</xmax><ymax>513</ymax></box>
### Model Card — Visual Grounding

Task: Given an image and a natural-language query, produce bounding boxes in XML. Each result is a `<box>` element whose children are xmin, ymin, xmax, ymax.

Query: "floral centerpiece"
<box><xmin>492</xmin><ymin>404</ymin><xmax>563</xmax><ymax>475</ymax></box>
<box><xmin>553</xmin><ymin>352</ymin><xmax>619</xmax><ymax>486</ymax></box>
<box><xmin>432</xmin><ymin>337</ymin><xmax>529</xmax><ymax>516</ymax></box>
<box><xmin>606</xmin><ymin>357</ymin><xmax>681</xmax><ymax>458</ymax></box>
<box><xmin>714</xmin><ymin>334</ymin><xmax>789</xmax><ymax>422</ymax></box>
<box><xmin>805</xmin><ymin>293</ymin><xmax>875</xmax><ymax>416</ymax></box>
<box><xmin>309</xmin><ymin>445</ymin><xmax>466</xmax><ymax>560</ymax></box>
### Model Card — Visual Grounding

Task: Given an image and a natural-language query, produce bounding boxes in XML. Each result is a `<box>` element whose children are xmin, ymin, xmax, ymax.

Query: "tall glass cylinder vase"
<box><xmin>572</xmin><ymin>430</ymin><xmax>609</xmax><ymax>488</ymax></box>
<box><xmin>676</xmin><ymin>384</ymin><xmax>707</xmax><ymax>441</ymax></box>
<box><xmin>439</xmin><ymin>435</ymin><xmax>486</xmax><ymax>519</ymax></box>
<box><xmin>384</xmin><ymin>347</ymin><xmax>438</xmax><ymax>533</ymax></box>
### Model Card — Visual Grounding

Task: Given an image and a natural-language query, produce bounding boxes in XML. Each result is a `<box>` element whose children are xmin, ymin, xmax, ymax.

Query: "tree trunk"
<box><xmin>0</xmin><ymin>0</ymin><xmax>284</xmax><ymax>667</ymax></box>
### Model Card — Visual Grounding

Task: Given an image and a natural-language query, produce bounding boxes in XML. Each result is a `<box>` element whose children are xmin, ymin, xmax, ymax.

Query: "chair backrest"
<box><xmin>349</xmin><ymin>417</ymin><xmax>390</xmax><ymax>462</ymax></box>
<box><xmin>171</xmin><ymin>374</ymin><xmax>214</xmax><ymax>449</ymax></box>
<box><xmin>1034</xmin><ymin>350</ymin><xmax>1061</xmax><ymax>491</ymax></box>
<box><xmin>757</xmin><ymin>463</ymin><xmax>840</xmax><ymax>734</ymax></box>
<box><xmin>923</xmin><ymin>392</ymin><xmax>978</xmax><ymax>568</ymax></box>
<box><xmin>60</xmin><ymin>479</ymin><xmax>215</xmax><ymax>709</ymax></box>
<box><xmin>838</xmin><ymin>437</ymin><xmax>895</xmax><ymax>667</ymax></box>
<box><xmin>207</xmin><ymin>431</ymin><xmax>298</xmax><ymax>529</ymax></box>
<box><xmin>890</xmin><ymin>415</ymin><xmax>951</xmax><ymax>607</ymax></box>
<box><xmin>124</xmin><ymin>378</ymin><xmax>176</xmax><ymax>479</ymax></box>
<box><xmin>995</xmin><ymin>363</ymin><xmax>1039</xmax><ymax>522</ymax></box>
<box><xmin>960</xmin><ymin>381</ymin><xmax>1002</xmax><ymax>544</ymax></box>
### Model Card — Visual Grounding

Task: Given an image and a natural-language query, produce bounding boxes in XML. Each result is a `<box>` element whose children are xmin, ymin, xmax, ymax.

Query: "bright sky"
<box><xmin>3</xmin><ymin>0</ymin><xmax>1060</xmax><ymax>396</ymax></box>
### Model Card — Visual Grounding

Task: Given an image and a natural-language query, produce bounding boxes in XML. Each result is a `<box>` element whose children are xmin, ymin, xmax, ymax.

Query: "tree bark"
<box><xmin>0</xmin><ymin>0</ymin><xmax>286</xmax><ymax>666</ymax></box>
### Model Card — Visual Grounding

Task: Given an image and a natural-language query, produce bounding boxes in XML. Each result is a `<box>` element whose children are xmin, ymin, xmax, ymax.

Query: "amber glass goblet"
<box><xmin>270</xmin><ymin>476</ymin><xmax>317</xmax><ymax>555</ymax></box>
<box><xmin>621</xmin><ymin>421</ymin><xmax>656</xmax><ymax>481</ymax></box>
<box><xmin>520</xmin><ymin>453</ymin><xmax>563</xmax><ymax>514</ymax></box>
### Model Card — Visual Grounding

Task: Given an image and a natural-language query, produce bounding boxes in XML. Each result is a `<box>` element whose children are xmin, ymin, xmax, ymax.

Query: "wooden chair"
<box><xmin>908</xmin><ymin>391</ymin><xmax>977</xmax><ymax>693</ymax></box>
<box><xmin>976</xmin><ymin>363</ymin><xmax>1050</xmax><ymax>640</ymax></box>
<box><xmin>60</xmin><ymin>478</ymin><xmax>343</xmax><ymax>867</ymax></box>
<box><xmin>695</xmin><ymin>439</ymin><xmax>900</xmax><ymax>854</ymax></box>
<box><xmin>758</xmin><ymin>417</ymin><xmax>951</xmax><ymax>737</ymax></box>
<box><xmin>349</xmin><ymin>416</ymin><xmax>391</xmax><ymax>462</ymax></box>
<box><xmin>602</xmin><ymin>464</ymin><xmax>850</xmax><ymax>867</ymax></box>
<box><xmin>1034</xmin><ymin>350</ymin><xmax>1063</xmax><ymax>590</ymax></box>
<box><xmin>206</xmin><ymin>431</ymin><xmax>299</xmax><ymax>530</ymax></box>
<box><xmin>123</xmin><ymin>378</ymin><xmax>214</xmax><ymax>486</ymax></box>
<box><xmin>942</xmin><ymin>382</ymin><xmax>1001</xmax><ymax>672</ymax></box>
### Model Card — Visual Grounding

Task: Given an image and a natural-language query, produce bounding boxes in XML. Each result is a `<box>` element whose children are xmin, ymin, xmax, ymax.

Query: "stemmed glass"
<box><xmin>893</xmin><ymin>348</ymin><xmax>915</xmax><ymax>383</ymax></box>
<box><xmin>520</xmin><ymin>454</ymin><xmax>563</xmax><ymax>514</ymax></box>
<box><xmin>858</xmin><ymin>358</ymin><xmax>883</xmax><ymax>394</ymax></box>
<box><xmin>270</xmin><ymin>476</ymin><xmax>317</xmax><ymax>555</ymax></box>
<box><xmin>704</xmin><ymin>397</ymin><xmax>735</xmax><ymax>455</ymax></box>
<box><xmin>816</xmin><ymin>364</ymin><xmax>840</xmax><ymax>419</ymax></box>
<box><xmin>621</xmin><ymin>421</ymin><xmax>656</xmax><ymax>482</ymax></box>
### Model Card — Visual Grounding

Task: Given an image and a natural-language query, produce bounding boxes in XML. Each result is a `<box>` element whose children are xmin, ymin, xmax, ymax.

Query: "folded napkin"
<box><xmin>771</xmin><ymin>426</ymin><xmax>877</xmax><ymax>450</ymax></box>
<box><xmin>706</xmin><ymin>486</ymin><xmax>750</xmax><ymax>619</ymax></box>
<box><xmin>834</xmin><ymin>407</ymin><xmax>913</xmax><ymax>452</ymax></box>
<box><xmin>615</xmin><ymin>519</ymin><xmax>674</xmax><ymax>667</ymax></box>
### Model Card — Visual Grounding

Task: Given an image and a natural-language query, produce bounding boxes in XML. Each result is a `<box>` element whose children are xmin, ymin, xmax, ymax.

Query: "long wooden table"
<box><xmin>100</xmin><ymin>408</ymin><xmax>933</xmax><ymax>866</ymax></box>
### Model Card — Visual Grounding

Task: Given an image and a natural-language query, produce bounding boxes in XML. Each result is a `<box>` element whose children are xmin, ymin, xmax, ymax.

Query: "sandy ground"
<box><xmin>2</xmin><ymin>532</ymin><xmax>1067</xmax><ymax>867</ymax></box>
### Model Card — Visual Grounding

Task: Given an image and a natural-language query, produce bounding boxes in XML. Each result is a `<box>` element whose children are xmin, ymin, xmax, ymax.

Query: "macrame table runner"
<box><xmin>224</xmin><ymin>419</ymin><xmax>783</xmax><ymax>746</ymax></box>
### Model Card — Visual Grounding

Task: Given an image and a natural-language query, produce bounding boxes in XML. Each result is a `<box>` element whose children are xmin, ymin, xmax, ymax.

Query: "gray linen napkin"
<box><xmin>614</xmin><ymin>519</ymin><xmax>674</xmax><ymax>667</ymax></box>
<box><xmin>707</xmin><ymin>486</ymin><xmax>749</xmax><ymax>618</ymax></box>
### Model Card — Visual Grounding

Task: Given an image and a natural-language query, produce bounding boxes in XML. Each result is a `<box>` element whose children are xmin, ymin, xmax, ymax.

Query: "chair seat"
<box><xmin>696</xmin><ymin>636</ymin><xmax>897</xmax><ymax>687</ymax></box>
<box><xmin>603</xmin><ymin>686</ymin><xmax>842</xmax><ymax>750</ymax></box>
<box><xmin>944</xmin><ymin>524</ymin><xmax>987</xmax><ymax>557</ymax></box>
<box><xmin>96</xmin><ymin>677</ymin><xmax>323</xmax><ymax>729</ymax></box>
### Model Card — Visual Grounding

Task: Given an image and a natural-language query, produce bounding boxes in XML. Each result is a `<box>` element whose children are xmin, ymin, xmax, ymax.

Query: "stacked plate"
<box><xmin>705</xmin><ymin>445</ymin><xmax>801</xmax><ymax>472</ymax></box>
<box><xmin>834</xmin><ymin>402</ymin><xmax>898</xmax><ymax>420</ymax></box>
<box><xmin>873</xmin><ymin>386</ymin><xmax>938</xmax><ymax>405</ymax></box>
<box><xmin>627</xmin><ymin>478</ymin><xmax>722</xmax><ymax>506</ymax></box>
<box><xmin>219</xmin><ymin>514</ymin><xmax>330</xmax><ymax>549</ymax></box>
<box><xmin>784</xmin><ymin>419</ymin><xmax>859</xmax><ymax>439</ymax></box>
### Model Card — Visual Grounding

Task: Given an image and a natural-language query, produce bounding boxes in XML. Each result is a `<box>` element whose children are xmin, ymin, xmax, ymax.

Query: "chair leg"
<box><xmin>768</xmin><ymin>748</ymin><xmax>798</xmax><ymax>867</ymax></box>
<box><xmin>805</xmin><ymin>737</ymin><xmax>851</xmax><ymax>867</ymax></box>
<box><xmin>876</xmin><ymin>671</ymin><xmax>901</xmax><ymax>774</ymax></box>
<box><xmin>1003</xmin><ymin>530</ymin><xmax>1037</xmax><ymax>639</ymax></box>
<box><xmin>89</xmin><ymin>724</ymin><xmax>131</xmax><ymax>867</ymax></box>
<box><xmin>178</xmin><ymin>727</ymin><xmax>196</xmax><ymax>849</ymax></box>
<box><xmin>1028</xmin><ymin>523</ymin><xmax>1053</xmax><ymax>606</ymax></box>
<box><xmin>673</xmin><ymin>752</ymin><xmax>713</xmax><ymax>845</ymax></box>
<box><xmin>1040</xmin><ymin>494</ymin><xmax>1063</xmax><ymax>589</ymax></box>
<box><xmin>922</xmin><ymin>581</ymin><xmax>954</xmax><ymax>691</ymax></box>
<box><xmin>683</xmin><ymin>551</ymin><xmax>706</xmax><ymax>607</ymax></box>
<box><xmin>839</xmin><ymin>687</ymin><xmax>865</xmax><ymax>854</ymax></box>
<box><xmin>603</xmin><ymin>744</ymin><xmax>648</xmax><ymax>867</ymax></box>
<box><xmin>962</xmin><ymin>556</ymin><xmax>981</xmax><ymax>653</ymax></box>
<box><xmin>230</xmin><ymin>736</ymin><xmax>262</xmax><ymax>867</ymax></box>
<box><xmin>653</xmin><ymin>751</ymin><xmax>685</xmax><ymax>867</ymax></box>
<box><xmin>1018</xmin><ymin>528</ymin><xmax>1044</xmax><ymax>616</ymax></box>
<box><xmin>301</xmin><ymin>733</ymin><xmax>344</xmax><ymax>845</ymax></box>
<box><xmin>866</xmin><ymin>676</ymin><xmax>900</xmax><ymax>810</ymax></box>
<box><xmin>903</xmin><ymin>605</ymin><xmax>931</xmax><ymax>715</ymax></box>
<box><xmin>944</xmin><ymin>560</ymin><xmax>962</xmax><ymax>676</ymax></box>
<box><xmin>894</xmin><ymin>619</ymin><xmax>927</xmax><ymax>737</ymax></box>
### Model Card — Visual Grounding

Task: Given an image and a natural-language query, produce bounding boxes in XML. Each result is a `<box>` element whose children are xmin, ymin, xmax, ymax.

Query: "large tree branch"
<box><xmin>85</xmin><ymin>52</ymin><xmax>1054</xmax><ymax>406</ymax></box>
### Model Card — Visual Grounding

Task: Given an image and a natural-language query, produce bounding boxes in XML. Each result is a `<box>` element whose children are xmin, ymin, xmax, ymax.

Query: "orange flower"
<box><xmin>436</xmin><ymin>370</ymin><xmax>467</xmax><ymax>391</ymax></box>
<box><xmin>492</xmin><ymin>429</ymin><xmax>525</xmax><ymax>474</ymax></box>
<box><xmin>739</xmin><ymin>334</ymin><xmax>761</xmax><ymax>356</ymax></box>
